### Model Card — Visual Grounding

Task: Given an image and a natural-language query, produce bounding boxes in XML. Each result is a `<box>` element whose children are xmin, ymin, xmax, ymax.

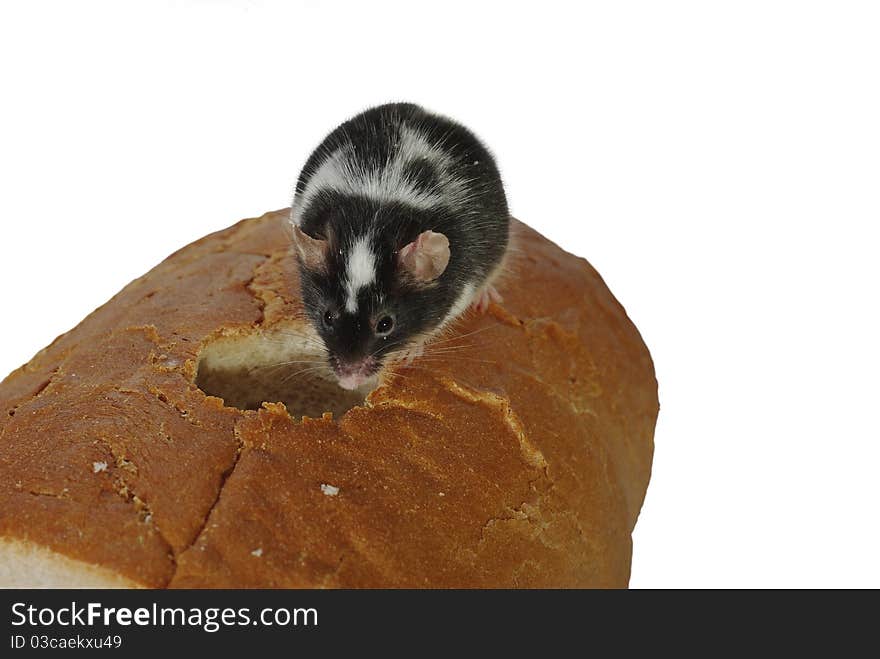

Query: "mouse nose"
<box><xmin>336</xmin><ymin>372</ymin><xmax>369</xmax><ymax>390</ymax></box>
<box><xmin>333</xmin><ymin>357</ymin><xmax>377</xmax><ymax>390</ymax></box>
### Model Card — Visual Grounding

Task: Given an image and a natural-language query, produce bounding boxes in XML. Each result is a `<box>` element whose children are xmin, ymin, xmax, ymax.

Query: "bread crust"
<box><xmin>0</xmin><ymin>210</ymin><xmax>657</xmax><ymax>588</ymax></box>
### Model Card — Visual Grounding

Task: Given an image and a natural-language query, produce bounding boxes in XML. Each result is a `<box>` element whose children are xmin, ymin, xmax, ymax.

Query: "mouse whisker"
<box><xmin>373</xmin><ymin>339</ymin><xmax>410</xmax><ymax>360</ymax></box>
<box><xmin>260</xmin><ymin>359</ymin><xmax>327</xmax><ymax>367</ymax></box>
<box><xmin>265</xmin><ymin>328</ymin><xmax>327</xmax><ymax>345</ymax></box>
<box><xmin>380</xmin><ymin>371</ymin><xmax>410</xmax><ymax>383</ymax></box>
<box><xmin>249</xmin><ymin>359</ymin><xmax>326</xmax><ymax>371</ymax></box>
<box><xmin>280</xmin><ymin>365</ymin><xmax>333</xmax><ymax>384</ymax></box>
<box><xmin>408</xmin><ymin>356</ymin><xmax>497</xmax><ymax>365</ymax></box>
<box><xmin>428</xmin><ymin>324</ymin><xmax>499</xmax><ymax>346</ymax></box>
<box><xmin>420</xmin><ymin>345</ymin><xmax>479</xmax><ymax>355</ymax></box>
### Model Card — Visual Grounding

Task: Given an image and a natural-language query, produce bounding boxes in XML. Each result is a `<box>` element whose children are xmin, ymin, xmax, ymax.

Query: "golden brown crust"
<box><xmin>0</xmin><ymin>210</ymin><xmax>657</xmax><ymax>588</ymax></box>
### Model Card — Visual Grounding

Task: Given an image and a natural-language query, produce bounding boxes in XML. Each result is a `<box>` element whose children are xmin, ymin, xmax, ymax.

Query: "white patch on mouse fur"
<box><xmin>292</xmin><ymin>146</ymin><xmax>352</xmax><ymax>218</ymax></box>
<box><xmin>344</xmin><ymin>236</ymin><xmax>376</xmax><ymax>312</ymax></box>
<box><xmin>437</xmin><ymin>281</ymin><xmax>476</xmax><ymax>332</ymax></box>
<box><xmin>294</xmin><ymin>124</ymin><xmax>472</xmax><ymax>217</ymax></box>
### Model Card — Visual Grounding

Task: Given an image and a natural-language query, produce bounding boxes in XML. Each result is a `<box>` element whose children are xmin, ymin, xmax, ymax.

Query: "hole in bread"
<box><xmin>194</xmin><ymin>329</ymin><xmax>371</xmax><ymax>418</ymax></box>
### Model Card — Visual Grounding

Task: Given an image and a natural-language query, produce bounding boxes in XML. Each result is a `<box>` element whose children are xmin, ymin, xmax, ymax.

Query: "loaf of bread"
<box><xmin>0</xmin><ymin>210</ymin><xmax>657</xmax><ymax>587</ymax></box>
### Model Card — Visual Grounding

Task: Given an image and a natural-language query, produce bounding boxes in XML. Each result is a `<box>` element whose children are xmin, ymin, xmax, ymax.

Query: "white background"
<box><xmin>1</xmin><ymin>1</ymin><xmax>878</xmax><ymax>588</ymax></box>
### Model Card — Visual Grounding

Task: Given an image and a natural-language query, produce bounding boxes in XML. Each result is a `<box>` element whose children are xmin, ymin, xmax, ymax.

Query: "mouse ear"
<box><xmin>397</xmin><ymin>230</ymin><xmax>450</xmax><ymax>283</ymax></box>
<box><xmin>291</xmin><ymin>225</ymin><xmax>329</xmax><ymax>271</ymax></box>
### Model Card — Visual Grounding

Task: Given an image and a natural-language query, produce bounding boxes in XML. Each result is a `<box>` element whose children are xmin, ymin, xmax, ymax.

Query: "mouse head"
<box><xmin>292</xmin><ymin>223</ymin><xmax>450</xmax><ymax>390</ymax></box>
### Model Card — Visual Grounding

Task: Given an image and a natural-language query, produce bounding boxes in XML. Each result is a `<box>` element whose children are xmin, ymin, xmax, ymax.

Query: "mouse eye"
<box><xmin>322</xmin><ymin>310</ymin><xmax>334</xmax><ymax>329</ymax></box>
<box><xmin>376</xmin><ymin>315</ymin><xmax>394</xmax><ymax>336</ymax></box>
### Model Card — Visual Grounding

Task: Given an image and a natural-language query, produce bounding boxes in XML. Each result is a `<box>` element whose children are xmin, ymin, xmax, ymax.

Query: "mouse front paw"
<box><xmin>396</xmin><ymin>343</ymin><xmax>425</xmax><ymax>366</ymax></box>
<box><xmin>471</xmin><ymin>284</ymin><xmax>503</xmax><ymax>313</ymax></box>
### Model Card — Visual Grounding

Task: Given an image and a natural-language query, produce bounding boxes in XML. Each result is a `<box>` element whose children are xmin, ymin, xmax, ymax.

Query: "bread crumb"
<box><xmin>320</xmin><ymin>483</ymin><xmax>339</xmax><ymax>496</ymax></box>
<box><xmin>438</xmin><ymin>492</ymin><xmax>445</xmax><ymax>496</ymax></box>
<box><xmin>92</xmin><ymin>461</ymin><xmax>108</xmax><ymax>473</ymax></box>
<box><xmin>251</xmin><ymin>547</ymin><xmax>263</xmax><ymax>557</ymax></box>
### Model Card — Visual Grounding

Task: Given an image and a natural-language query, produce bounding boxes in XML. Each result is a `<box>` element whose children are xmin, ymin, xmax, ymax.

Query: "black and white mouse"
<box><xmin>290</xmin><ymin>103</ymin><xmax>509</xmax><ymax>390</ymax></box>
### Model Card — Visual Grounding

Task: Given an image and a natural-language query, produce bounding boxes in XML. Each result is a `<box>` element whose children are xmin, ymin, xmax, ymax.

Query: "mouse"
<box><xmin>289</xmin><ymin>102</ymin><xmax>510</xmax><ymax>390</ymax></box>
